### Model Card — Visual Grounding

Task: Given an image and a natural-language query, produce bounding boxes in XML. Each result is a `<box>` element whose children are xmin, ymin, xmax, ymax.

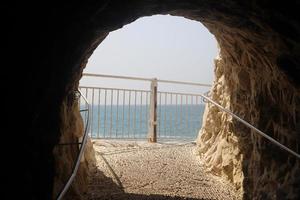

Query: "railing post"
<box><xmin>148</xmin><ymin>78</ymin><xmax>157</xmax><ymax>143</ymax></box>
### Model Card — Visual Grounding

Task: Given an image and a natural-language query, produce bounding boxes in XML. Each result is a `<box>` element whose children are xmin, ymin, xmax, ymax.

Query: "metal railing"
<box><xmin>79</xmin><ymin>73</ymin><xmax>210</xmax><ymax>141</ymax></box>
<box><xmin>156</xmin><ymin>91</ymin><xmax>207</xmax><ymax>139</ymax></box>
<box><xmin>78</xmin><ymin>88</ymin><xmax>207</xmax><ymax>140</ymax></box>
<box><xmin>199</xmin><ymin>94</ymin><xmax>300</xmax><ymax>159</ymax></box>
<box><xmin>83</xmin><ymin>73</ymin><xmax>211</xmax><ymax>87</ymax></box>
<box><xmin>52</xmin><ymin>76</ymin><xmax>299</xmax><ymax>200</ymax></box>
<box><xmin>56</xmin><ymin>90</ymin><xmax>91</xmax><ymax>200</ymax></box>
<box><xmin>79</xmin><ymin>86</ymin><xmax>151</xmax><ymax>139</ymax></box>
<box><xmin>80</xmin><ymin>73</ymin><xmax>300</xmax><ymax>160</ymax></box>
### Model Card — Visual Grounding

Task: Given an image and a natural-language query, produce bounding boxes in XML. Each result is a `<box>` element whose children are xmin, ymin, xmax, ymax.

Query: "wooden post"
<box><xmin>148</xmin><ymin>78</ymin><xmax>157</xmax><ymax>143</ymax></box>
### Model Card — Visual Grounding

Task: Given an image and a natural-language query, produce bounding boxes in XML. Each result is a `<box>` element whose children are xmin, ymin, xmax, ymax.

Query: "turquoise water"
<box><xmin>81</xmin><ymin>104</ymin><xmax>205</xmax><ymax>140</ymax></box>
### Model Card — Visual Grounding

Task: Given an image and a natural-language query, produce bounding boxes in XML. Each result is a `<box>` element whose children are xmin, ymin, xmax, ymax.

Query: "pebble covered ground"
<box><xmin>85</xmin><ymin>139</ymin><xmax>240</xmax><ymax>200</ymax></box>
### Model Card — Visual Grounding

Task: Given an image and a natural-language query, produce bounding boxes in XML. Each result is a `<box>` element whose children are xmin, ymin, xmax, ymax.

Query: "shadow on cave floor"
<box><xmin>84</xmin><ymin>140</ymin><xmax>239</xmax><ymax>200</ymax></box>
<box><xmin>85</xmin><ymin>167</ymin><xmax>209</xmax><ymax>200</ymax></box>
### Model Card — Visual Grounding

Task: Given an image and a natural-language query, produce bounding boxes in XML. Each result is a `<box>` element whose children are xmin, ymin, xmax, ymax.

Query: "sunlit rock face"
<box><xmin>52</xmin><ymin>98</ymin><xmax>96</xmax><ymax>200</ymax></box>
<box><xmin>10</xmin><ymin>1</ymin><xmax>300</xmax><ymax>199</ymax></box>
<box><xmin>197</xmin><ymin>21</ymin><xmax>300</xmax><ymax>199</ymax></box>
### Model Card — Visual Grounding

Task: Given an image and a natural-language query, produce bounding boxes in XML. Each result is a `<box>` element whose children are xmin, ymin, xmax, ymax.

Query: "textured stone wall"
<box><xmin>52</xmin><ymin>97</ymin><xmax>96</xmax><ymax>200</ymax></box>
<box><xmin>7</xmin><ymin>1</ymin><xmax>300</xmax><ymax>199</ymax></box>
<box><xmin>65</xmin><ymin>2</ymin><xmax>300</xmax><ymax>199</ymax></box>
<box><xmin>54</xmin><ymin>2</ymin><xmax>300</xmax><ymax>199</ymax></box>
<box><xmin>52</xmin><ymin>88</ymin><xmax>97</xmax><ymax>200</ymax></box>
<box><xmin>197</xmin><ymin>22</ymin><xmax>300</xmax><ymax>199</ymax></box>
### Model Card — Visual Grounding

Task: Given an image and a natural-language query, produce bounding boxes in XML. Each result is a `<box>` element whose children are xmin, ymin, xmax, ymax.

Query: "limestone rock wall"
<box><xmin>197</xmin><ymin>23</ymin><xmax>300</xmax><ymax>199</ymax></box>
<box><xmin>50</xmin><ymin>1</ymin><xmax>300</xmax><ymax>199</ymax></box>
<box><xmin>52</xmin><ymin>96</ymin><xmax>96</xmax><ymax>200</ymax></box>
<box><xmin>8</xmin><ymin>1</ymin><xmax>300</xmax><ymax>199</ymax></box>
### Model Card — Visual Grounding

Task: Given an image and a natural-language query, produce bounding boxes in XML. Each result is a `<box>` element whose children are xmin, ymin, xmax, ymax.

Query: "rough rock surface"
<box><xmin>197</xmin><ymin>22</ymin><xmax>300</xmax><ymax>199</ymax></box>
<box><xmin>6</xmin><ymin>1</ymin><xmax>300</xmax><ymax>199</ymax></box>
<box><xmin>52</xmin><ymin>99</ymin><xmax>96</xmax><ymax>200</ymax></box>
<box><xmin>86</xmin><ymin>140</ymin><xmax>240</xmax><ymax>200</ymax></box>
<box><xmin>64</xmin><ymin>1</ymin><xmax>300</xmax><ymax>199</ymax></box>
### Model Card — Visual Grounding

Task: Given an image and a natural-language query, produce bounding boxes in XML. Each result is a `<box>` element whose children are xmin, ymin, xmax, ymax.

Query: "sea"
<box><xmin>81</xmin><ymin>104</ymin><xmax>205</xmax><ymax>140</ymax></box>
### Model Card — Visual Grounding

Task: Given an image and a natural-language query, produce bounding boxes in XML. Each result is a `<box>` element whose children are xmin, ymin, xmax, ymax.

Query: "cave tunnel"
<box><xmin>5</xmin><ymin>1</ymin><xmax>300</xmax><ymax>200</ymax></box>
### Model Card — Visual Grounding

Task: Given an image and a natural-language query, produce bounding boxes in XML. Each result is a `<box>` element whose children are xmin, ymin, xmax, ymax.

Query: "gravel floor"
<box><xmin>86</xmin><ymin>139</ymin><xmax>240</xmax><ymax>200</ymax></box>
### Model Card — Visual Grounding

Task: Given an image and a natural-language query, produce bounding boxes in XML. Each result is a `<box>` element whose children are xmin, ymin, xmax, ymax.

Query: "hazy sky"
<box><xmin>81</xmin><ymin>15</ymin><xmax>218</xmax><ymax>93</ymax></box>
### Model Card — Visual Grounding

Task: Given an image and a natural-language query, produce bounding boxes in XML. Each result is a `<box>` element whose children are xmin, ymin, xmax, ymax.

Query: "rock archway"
<box><xmin>8</xmin><ymin>1</ymin><xmax>300</xmax><ymax>200</ymax></box>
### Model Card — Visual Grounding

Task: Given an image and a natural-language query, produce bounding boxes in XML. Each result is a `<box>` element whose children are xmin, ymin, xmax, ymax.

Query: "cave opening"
<box><xmin>10</xmin><ymin>1</ymin><xmax>300</xmax><ymax>200</ymax></box>
<box><xmin>79</xmin><ymin>14</ymin><xmax>217</xmax><ymax>142</ymax></box>
<box><xmin>54</xmin><ymin>5</ymin><xmax>300</xmax><ymax>198</ymax></box>
<box><xmin>65</xmin><ymin>14</ymin><xmax>231</xmax><ymax>200</ymax></box>
<box><xmin>56</xmin><ymin>3</ymin><xmax>300</xmax><ymax>199</ymax></box>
